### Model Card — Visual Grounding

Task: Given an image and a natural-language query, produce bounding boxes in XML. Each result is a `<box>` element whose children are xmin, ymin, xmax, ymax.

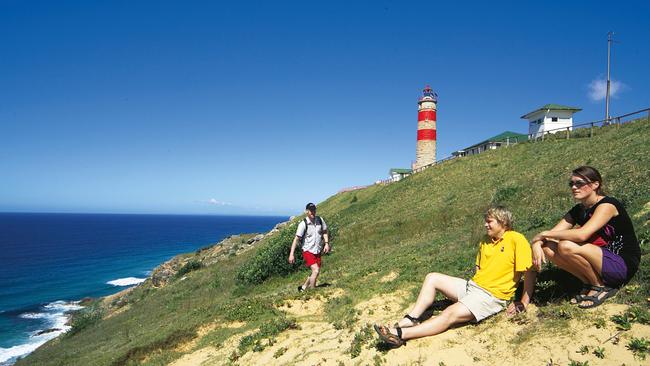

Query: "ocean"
<box><xmin>0</xmin><ymin>212</ymin><xmax>287</xmax><ymax>365</ymax></box>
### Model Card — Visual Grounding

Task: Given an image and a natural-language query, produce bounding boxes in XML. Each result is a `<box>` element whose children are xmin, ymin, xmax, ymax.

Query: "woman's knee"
<box><xmin>557</xmin><ymin>240</ymin><xmax>578</xmax><ymax>256</ymax></box>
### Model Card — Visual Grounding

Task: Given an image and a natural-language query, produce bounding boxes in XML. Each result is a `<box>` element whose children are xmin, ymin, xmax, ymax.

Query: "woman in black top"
<box><xmin>531</xmin><ymin>166</ymin><xmax>640</xmax><ymax>308</ymax></box>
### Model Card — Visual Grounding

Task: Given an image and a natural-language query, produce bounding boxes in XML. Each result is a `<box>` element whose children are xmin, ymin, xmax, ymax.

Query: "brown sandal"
<box><xmin>374</xmin><ymin>324</ymin><xmax>405</xmax><ymax>347</ymax></box>
<box><xmin>393</xmin><ymin>314</ymin><xmax>420</xmax><ymax>328</ymax></box>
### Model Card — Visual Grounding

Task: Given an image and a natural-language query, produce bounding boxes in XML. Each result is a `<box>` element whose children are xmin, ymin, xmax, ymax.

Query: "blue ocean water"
<box><xmin>0</xmin><ymin>213</ymin><xmax>287</xmax><ymax>364</ymax></box>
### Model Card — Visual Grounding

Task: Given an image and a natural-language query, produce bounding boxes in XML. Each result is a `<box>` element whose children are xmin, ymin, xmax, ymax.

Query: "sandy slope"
<box><xmin>168</xmin><ymin>286</ymin><xmax>650</xmax><ymax>366</ymax></box>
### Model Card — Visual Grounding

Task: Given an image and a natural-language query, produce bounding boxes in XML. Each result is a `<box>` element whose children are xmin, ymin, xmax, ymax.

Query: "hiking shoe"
<box><xmin>297</xmin><ymin>285</ymin><xmax>304</xmax><ymax>293</ymax></box>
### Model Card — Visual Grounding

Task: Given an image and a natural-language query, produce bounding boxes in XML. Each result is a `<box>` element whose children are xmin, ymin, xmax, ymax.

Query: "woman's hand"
<box><xmin>532</xmin><ymin>241</ymin><xmax>546</xmax><ymax>271</ymax></box>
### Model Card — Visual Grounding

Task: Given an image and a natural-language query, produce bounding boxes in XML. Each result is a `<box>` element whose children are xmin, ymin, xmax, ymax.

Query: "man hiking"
<box><xmin>289</xmin><ymin>202</ymin><xmax>330</xmax><ymax>292</ymax></box>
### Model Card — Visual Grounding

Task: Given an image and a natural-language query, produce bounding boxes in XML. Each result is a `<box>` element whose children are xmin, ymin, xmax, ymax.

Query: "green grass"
<box><xmin>17</xmin><ymin>118</ymin><xmax>650</xmax><ymax>365</ymax></box>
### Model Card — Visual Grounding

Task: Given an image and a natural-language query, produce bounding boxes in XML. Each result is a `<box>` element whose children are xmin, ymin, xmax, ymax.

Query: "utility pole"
<box><xmin>605</xmin><ymin>31</ymin><xmax>613</xmax><ymax>124</ymax></box>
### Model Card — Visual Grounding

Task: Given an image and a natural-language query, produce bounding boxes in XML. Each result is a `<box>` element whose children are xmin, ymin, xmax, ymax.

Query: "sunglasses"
<box><xmin>568</xmin><ymin>180</ymin><xmax>591</xmax><ymax>188</ymax></box>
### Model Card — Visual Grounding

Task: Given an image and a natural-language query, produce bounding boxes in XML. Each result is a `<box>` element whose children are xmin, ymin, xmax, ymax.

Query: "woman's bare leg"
<box><xmin>396</xmin><ymin>273</ymin><xmax>465</xmax><ymax>327</ymax></box>
<box><xmin>542</xmin><ymin>241</ymin><xmax>590</xmax><ymax>283</ymax></box>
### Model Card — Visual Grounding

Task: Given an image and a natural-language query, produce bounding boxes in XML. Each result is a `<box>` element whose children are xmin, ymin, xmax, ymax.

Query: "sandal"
<box><xmin>374</xmin><ymin>324</ymin><xmax>405</xmax><ymax>347</ymax></box>
<box><xmin>578</xmin><ymin>286</ymin><xmax>619</xmax><ymax>309</ymax></box>
<box><xmin>570</xmin><ymin>284</ymin><xmax>594</xmax><ymax>305</ymax></box>
<box><xmin>393</xmin><ymin>314</ymin><xmax>420</xmax><ymax>328</ymax></box>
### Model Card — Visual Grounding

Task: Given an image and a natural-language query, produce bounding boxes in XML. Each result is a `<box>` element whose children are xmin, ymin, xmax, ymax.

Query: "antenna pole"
<box><xmin>605</xmin><ymin>32</ymin><xmax>613</xmax><ymax>124</ymax></box>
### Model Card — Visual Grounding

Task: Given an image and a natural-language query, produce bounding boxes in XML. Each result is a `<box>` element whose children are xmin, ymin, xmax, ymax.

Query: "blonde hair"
<box><xmin>485</xmin><ymin>206</ymin><xmax>513</xmax><ymax>231</ymax></box>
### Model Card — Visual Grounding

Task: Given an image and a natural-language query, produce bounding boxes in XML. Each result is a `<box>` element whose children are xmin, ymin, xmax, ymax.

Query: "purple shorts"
<box><xmin>601</xmin><ymin>248</ymin><xmax>627</xmax><ymax>287</ymax></box>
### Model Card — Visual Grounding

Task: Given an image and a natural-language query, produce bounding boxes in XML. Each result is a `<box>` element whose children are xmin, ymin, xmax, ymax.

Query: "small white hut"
<box><xmin>521</xmin><ymin>104</ymin><xmax>581</xmax><ymax>139</ymax></box>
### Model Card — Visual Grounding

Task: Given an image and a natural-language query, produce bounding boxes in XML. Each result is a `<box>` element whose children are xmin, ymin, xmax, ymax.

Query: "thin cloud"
<box><xmin>588</xmin><ymin>78</ymin><xmax>625</xmax><ymax>101</ymax></box>
<box><xmin>207</xmin><ymin>198</ymin><xmax>232</xmax><ymax>206</ymax></box>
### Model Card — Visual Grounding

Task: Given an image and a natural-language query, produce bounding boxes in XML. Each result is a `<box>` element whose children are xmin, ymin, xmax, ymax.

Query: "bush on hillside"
<box><xmin>67</xmin><ymin>305</ymin><xmax>104</xmax><ymax>336</ymax></box>
<box><xmin>236</xmin><ymin>224</ymin><xmax>302</xmax><ymax>285</ymax></box>
<box><xmin>174</xmin><ymin>259</ymin><xmax>203</xmax><ymax>279</ymax></box>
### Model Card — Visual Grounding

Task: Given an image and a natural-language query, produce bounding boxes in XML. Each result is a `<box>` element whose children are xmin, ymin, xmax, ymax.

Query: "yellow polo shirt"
<box><xmin>471</xmin><ymin>231</ymin><xmax>532</xmax><ymax>300</ymax></box>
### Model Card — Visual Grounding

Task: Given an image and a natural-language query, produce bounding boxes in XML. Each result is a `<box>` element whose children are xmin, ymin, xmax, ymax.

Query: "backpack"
<box><xmin>299</xmin><ymin>216</ymin><xmax>323</xmax><ymax>246</ymax></box>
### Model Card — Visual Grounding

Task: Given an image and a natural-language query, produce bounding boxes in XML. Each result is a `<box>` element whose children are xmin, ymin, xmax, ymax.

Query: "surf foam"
<box><xmin>0</xmin><ymin>300</ymin><xmax>82</xmax><ymax>364</ymax></box>
<box><xmin>106</xmin><ymin>277</ymin><xmax>146</xmax><ymax>287</ymax></box>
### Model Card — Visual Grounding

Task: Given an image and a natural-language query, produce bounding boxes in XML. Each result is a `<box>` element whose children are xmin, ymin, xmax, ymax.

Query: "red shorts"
<box><xmin>302</xmin><ymin>251</ymin><xmax>321</xmax><ymax>268</ymax></box>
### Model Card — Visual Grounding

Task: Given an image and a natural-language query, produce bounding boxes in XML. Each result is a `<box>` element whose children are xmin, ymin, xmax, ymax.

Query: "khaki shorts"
<box><xmin>454</xmin><ymin>279</ymin><xmax>506</xmax><ymax>322</ymax></box>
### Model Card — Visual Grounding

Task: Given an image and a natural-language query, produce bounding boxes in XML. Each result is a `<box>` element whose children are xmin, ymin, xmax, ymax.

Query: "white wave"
<box><xmin>18</xmin><ymin>312</ymin><xmax>49</xmax><ymax>320</ymax></box>
<box><xmin>106</xmin><ymin>277</ymin><xmax>146</xmax><ymax>287</ymax></box>
<box><xmin>0</xmin><ymin>341</ymin><xmax>46</xmax><ymax>364</ymax></box>
<box><xmin>43</xmin><ymin>300</ymin><xmax>83</xmax><ymax>313</ymax></box>
<box><xmin>4</xmin><ymin>301</ymin><xmax>84</xmax><ymax>363</ymax></box>
<box><xmin>0</xmin><ymin>323</ymin><xmax>70</xmax><ymax>364</ymax></box>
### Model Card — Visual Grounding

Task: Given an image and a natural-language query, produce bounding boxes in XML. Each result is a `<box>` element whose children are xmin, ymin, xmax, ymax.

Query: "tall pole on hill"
<box><xmin>605</xmin><ymin>31</ymin><xmax>613</xmax><ymax>124</ymax></box>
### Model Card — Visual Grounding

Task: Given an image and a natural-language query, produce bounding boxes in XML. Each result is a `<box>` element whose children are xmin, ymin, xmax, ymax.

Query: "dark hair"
<box><xmin>572</xmin><ymin>166</ymin><xmax>605</xmax><ymax>195</ymax></box>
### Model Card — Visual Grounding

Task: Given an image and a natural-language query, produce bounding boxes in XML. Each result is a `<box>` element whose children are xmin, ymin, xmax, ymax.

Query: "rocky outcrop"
<box><xmin>102</xmin><ymin>219</ymin><xmax>292</xmax><ymax>315</ymax></box>
<box><xmin>147</xmin><ymin>219</ymin><xmax>292</xmax><ymax>287</ymax></box>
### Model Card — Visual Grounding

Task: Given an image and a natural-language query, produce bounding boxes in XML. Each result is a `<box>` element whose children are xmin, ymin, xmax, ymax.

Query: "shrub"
<box><xmin>174</xmin><ymin>259</ymin><xmax>203</xmax><ymax>279</ymax></box>
<box><xmin>67</xmin><ymin>305</ymin><xmax>104</xmax><ymax>336</ymax></box>
<box><xmin>236</xmin><ymin>224</ymin><xmax>302</xmax><ymax>285</ymax></box>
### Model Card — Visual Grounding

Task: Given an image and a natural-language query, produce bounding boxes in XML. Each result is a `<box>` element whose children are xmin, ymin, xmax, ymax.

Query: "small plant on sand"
<box><xmin>237</xmin><ymin>316</ymin><xmax>298</xmax><ymax>355</ymax></box>
<box><xmin>577</xmin><ymin>345</ymin><xmax>589</xmax><ymax>355</ymax></box>
<box><xmin>568</xmin><ymin>360</ymin><xmax>589</xmax><ymax>366</ymax></box>
<box><xmin>627</xmin><ymin>305</ymin><xmax>650</xmax><ymax>324</ymax></box>
<box><xmin>228</xmin><ymin>351</ymin><xmax>240</xmax><ymax>362</ymax></box>
<box><xmin>611</xmin><ymin>313</ymin><xmax>632</xmax><ymax>330</ymax></box>
<box><xmin>592</xmin><ymin>346</ymin><xmax>605</xmax><ymax>359</ymax></box>
<box><xmin>348</xmin><ymin>324</ymin><xmax>373</xmax><ymax>358</ymax></box>
<box><xmin>627</xmin><ymin>337</ymin><xmax>650</xmax><ymax>360</ymax></box>
<box><xmin>325</xmin><ymin>295</ymin><xmax>358</xmax><ymax>330</ymax></box>
<box><xmin>273</xmin><ymin>347</ymin><xmax>287</xmax><ymax>359</ymax></box>
<box><xmin>592</xmin><ymin>317</ymin><xmax>606</xmax><ymax>329</ymax></box>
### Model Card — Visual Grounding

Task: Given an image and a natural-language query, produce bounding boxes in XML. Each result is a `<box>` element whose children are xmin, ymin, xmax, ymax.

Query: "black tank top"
<box><xmin>568</xmin><ymin>196</ymin><xmax>640</xmax><ymax>282</ymax></box>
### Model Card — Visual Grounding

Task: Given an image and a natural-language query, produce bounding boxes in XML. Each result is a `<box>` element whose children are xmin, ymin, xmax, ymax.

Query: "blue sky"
<box><xmin>1</xmin><ymin>1</ymin><xmax>649</xmax><ymax>215</ymax></box>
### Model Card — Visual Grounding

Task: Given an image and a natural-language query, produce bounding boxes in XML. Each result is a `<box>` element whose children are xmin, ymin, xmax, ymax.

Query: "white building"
<box><xmin>389</xmin><ymin>168</ymin><xmax>412</xmax><ymax>181</ymax></box>
<box><xmin>521</xmin><ymin>104</ymin><xmax>581</xmax><ymax>139</ymax></box>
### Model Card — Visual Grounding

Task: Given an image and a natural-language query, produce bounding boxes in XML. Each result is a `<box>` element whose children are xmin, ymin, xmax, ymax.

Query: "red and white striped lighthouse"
<box><xmin>414</xmin><ymin>85</ymin><xmax>437</xmax><ymax>169</ymax></box>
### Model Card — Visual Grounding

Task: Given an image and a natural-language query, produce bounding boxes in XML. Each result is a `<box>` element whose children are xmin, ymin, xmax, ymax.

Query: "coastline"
<box><xmin>2</xmin><ymin>218</ymin><xmax>290</xmax><ymax>365</ymax></box>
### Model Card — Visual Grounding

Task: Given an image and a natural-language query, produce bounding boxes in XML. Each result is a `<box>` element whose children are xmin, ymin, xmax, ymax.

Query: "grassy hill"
<box><xmin>18</xmin><ymin>119</ymin><xmax>650</xmax><ymax>366</ymax></box>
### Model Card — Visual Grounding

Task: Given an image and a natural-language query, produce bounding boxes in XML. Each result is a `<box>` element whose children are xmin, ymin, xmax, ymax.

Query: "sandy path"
<box><xmin>168</xmin><ymin>292</ymin><xmax>650</xmax><ymax>366</ymax></box>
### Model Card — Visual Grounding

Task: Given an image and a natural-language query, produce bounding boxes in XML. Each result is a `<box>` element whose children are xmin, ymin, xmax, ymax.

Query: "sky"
<box><xmin>1</xmin><ymin>0</ymin><xmax>649</xmax><ymax>216</ymax></box>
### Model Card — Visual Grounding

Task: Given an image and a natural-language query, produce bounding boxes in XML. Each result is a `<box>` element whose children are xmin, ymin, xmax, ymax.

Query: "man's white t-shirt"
<box><xmin>296</xmin><ymin>217</ymin><xmax>327</xmax><ymax>254</ymax></box>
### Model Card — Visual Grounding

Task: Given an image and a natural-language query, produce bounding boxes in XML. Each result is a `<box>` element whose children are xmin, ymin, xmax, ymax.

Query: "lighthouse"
<box><xmin>414</xmin><ymin>85</ymin><xmax>437</xmax><ymax>170</ymax></box>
